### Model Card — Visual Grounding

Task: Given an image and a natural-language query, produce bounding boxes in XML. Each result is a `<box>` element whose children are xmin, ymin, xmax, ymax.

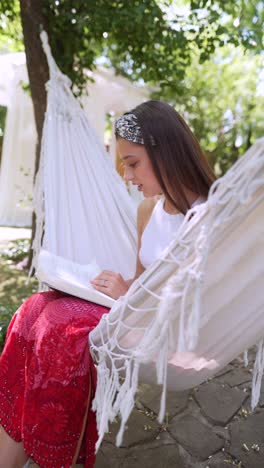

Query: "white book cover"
<box><xmin>36</xmin><ymin>249</ymin><xmax>115</xmax><ymax>308</ymax></box>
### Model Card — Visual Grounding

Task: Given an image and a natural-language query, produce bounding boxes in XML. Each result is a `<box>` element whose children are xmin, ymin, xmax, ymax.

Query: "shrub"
<box><xmin>0</xmin><ymin>238</ymin><xmax>30</xmax><ymax>262</ymax></box>
<box><xmin>0</xmin><ymin>305</ymin><xmax>17</xmax><ymax>350</ymax></box>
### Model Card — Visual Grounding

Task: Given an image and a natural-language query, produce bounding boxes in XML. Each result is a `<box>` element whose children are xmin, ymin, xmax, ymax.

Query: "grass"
<box><xmin>0</xmin><ymin>238</ymin><xmax>38</xmax><ymax>350</ymax></box>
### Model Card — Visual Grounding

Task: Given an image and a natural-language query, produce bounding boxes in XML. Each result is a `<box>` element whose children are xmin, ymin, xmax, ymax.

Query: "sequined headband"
<box><xmin>115</xmin><ymin>113</ymin><xmax>155</xmax><ymax>145</ymax></box>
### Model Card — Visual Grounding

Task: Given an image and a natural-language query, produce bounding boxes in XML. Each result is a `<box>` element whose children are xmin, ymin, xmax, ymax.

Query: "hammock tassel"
<box><xmin>157</xmin><ymin>338</ymin><xmax>169</xmax><ymax>424</ymax></box>
<box><xmin>251</xmin><ymin>338</ymin><xmax>264</xmax><ymax>410</ymax></box>
<box><xmin>116</xmin><ymin>360</ymin><xmax>139</xmax><ymax>447</ymax></box>
<box><xmin>93</xmin><ymin>359</ymin><xmax>118</xmax><ymax>451</ymax></box>
<box><xmin>244</xmin><ymin>349</ymin><xmax>249</xmax><ymax>367</ymax></box>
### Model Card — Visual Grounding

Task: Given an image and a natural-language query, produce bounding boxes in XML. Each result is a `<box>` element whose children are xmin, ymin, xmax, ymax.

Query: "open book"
<box><xmin>36</xmin><ymin>249</ymin><xmax>116</xmax><ymax>308</ymax></box>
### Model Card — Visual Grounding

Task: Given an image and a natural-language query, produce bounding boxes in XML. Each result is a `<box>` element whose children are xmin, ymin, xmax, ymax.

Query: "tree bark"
<box><xmin>246</xmin><ymin>123</ymin><xmax>252</xmax><ymax>150</ymax></box>
<box><xmin>19</xmin><ymin>0</ymin><xmax>49</xmax><ymax>268</ymax></box>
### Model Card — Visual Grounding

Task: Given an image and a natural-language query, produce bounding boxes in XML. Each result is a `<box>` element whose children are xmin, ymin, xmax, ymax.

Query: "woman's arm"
<box><xmin>91</xmin><ymin>197</ymin><xmax>157</xmax><ymax>299</ymax></box>
<box><xmin>126</xmin><ymin>196</ymin><xmax>157</xmax><ymax>286</ymax></box>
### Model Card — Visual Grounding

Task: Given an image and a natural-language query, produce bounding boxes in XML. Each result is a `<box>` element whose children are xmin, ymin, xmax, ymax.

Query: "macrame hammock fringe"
<box><xmin>35</xmin><ymin>32</ymin><xmax>264</xmax><ymax>451</ymax></box>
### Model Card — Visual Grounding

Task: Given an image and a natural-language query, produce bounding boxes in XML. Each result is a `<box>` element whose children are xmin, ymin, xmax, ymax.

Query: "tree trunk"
<box><xmin>246</xmin><ymin>123</ymin><xmax>252</xmax><ymax>150</ymax></box>
<box><xmin>19</xmin><ymin>0</ymin><xmax>49</xmax><ymax>269</ymax></box>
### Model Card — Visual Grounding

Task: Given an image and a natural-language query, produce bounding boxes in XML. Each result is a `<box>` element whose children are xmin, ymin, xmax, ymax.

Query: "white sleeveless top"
<box><xmin>139</xmin><ymin>197</ymin><xmax>204</xmax><ymax>269</ymax></box>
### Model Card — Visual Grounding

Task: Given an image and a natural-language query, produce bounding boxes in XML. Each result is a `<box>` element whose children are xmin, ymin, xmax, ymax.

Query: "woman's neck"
<box><xmin>163</xmin><ymin>198</ymin><xmax>180</xmax><ymax>214</ymax></box>
<box><xmin>163</xmin><ymin>191</ymin><xmax>200</xmax><ymax>214</ymax></box>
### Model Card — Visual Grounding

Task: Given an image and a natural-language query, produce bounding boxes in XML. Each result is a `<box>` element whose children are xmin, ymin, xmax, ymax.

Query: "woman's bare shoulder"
<box><xmin>137</xmin><ymin>196</ymin><xmax>159</xmax><ymax>231</ymax></box>
<box><xmin>138</xmin><ymin>196</ymin><xmax>158</xmax><ymax>215</ymax></box>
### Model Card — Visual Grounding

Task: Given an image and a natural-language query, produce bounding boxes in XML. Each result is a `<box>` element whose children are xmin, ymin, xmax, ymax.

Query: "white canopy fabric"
<box><xmin>0</xmin><ymin>52</ymin><xmax>25</xmax><ymax>107</ymax></box>
<box><xmin>37</xmin><ymin>32</ymin><xmax>264</xmax><ymax>450</ymax></box>
<box><xmin>0</xmin><ymin>53</ymin><xmax>147</xmax><ymax>227</ymax></box>
<box><xmin>0</xmin><ymin>54</ymin><xmax>36</xmax><ymax>226</ymax></box>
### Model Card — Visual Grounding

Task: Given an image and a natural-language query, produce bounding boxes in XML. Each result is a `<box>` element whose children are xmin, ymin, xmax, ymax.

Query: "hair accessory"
<box><xmin>115</xmin><ymin>113</ymin><xmax>155</xmax><ymax>145</ymax></box>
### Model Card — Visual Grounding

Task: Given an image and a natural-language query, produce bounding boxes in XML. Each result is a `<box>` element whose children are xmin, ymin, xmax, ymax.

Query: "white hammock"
<box><xmin>90</xmin><ymin>139</ymin><xmax>264</xmax><ymax>448</ymax></box>
<box><xmin>33</xmin><ymin>32</ymin><xmax>137</xmax><ymax>280</ymax></box>
<box><xmin>37</xmin><ymin>33</ymin><xmax>264</xmax><ymax>450</ymax></box>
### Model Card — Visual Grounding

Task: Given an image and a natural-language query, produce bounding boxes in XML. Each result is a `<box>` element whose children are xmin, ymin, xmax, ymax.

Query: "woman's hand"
<box><xmin>90</xmin><ymin>270</ymin><xmax>129</xmax><ymax>300</ymax></box>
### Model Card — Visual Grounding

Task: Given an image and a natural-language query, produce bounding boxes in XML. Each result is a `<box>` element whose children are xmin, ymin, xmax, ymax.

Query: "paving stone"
<box><xmin>168</xmin><ymin>413</ymin><xmax>224</xmax><ymax>460</ymax></box>
<box><xmin>214</xmin><ymin>364</ymin><xmax>233</xmax><ymax>378</ymax></box>
<box><xmin>123</xmin><ymin>443</ymin><xmax>183</xmax><ymax>468</ymax></box>
<box><xmin>212</xmin><ymin>425</ymin><xmax>230</xmax><ymax>442</ymax></box>
<box><xmin>242</xmin><ymin>347</ymin><xmax>257</xmax><ymax>365</ymax></box>
<box><xmin>216</xmin><ymin>368</ymin><xmax>252</xmax><ymax>387</ymax></box>
<box><xmin>29</xmin><ymin>360</ymin><xmax>261</xmax><ymax>468</ymax></box>
<box><xmin>103</xmin><ymin>408</ymin><xmax>160</xmax><ymax>447</ymax></box>
<box><xmin>245</xmin><ymin>376</ymin><xmax>264</xmax><ymax>408</ymax></box>
<box><xmin>201</xmin><ymin>452</ymin><xmax>238</xmax><ymax>468</ymax></box>
<box><xmin>96</xmin><ymin>444</ymin><xmax>183</xmax><ymax>468</ymax></box>
<box><xmin>96</xmin><ymin>433</ymin><xmax>183</xmax><ymax>468</ymax></box>
<box><xmin>194</xmin><ymin>382</ymin><xmax>247</xmax><ymax>425</ymax></box>
<box><xmin>138</xmin><ymin>383</ymin><xmax>189</xmax><ymax>418</ymax></box>
<box><xmin>232</xmin><ymin>348</ymin><xmax>256</xmax><ymax>368</ymax></box>
<box><xmin>229</xmin><ymin>410</ymin><xmax>264</xmax><ymax>468</ymax></box>
<box><xmin>95</xmin><ymin>444</ymin><xmax>130</xmax><ymax>468</ymax></box>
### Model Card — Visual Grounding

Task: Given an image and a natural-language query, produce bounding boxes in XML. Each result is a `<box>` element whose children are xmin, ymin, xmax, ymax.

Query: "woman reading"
<box><xmin>0</xmin><ymin>100</ymin><xmax>215</xmax><ymax>468</ymax></box>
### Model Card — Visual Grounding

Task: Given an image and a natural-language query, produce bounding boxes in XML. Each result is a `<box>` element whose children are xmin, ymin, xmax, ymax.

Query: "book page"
<box><xmin>36</xmin><ymin>249</ymin><xmax>115</xmax><ymax>308</ymax></box>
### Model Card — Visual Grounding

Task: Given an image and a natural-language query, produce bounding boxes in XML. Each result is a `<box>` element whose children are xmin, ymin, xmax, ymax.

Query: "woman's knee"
<box><xmin>21</xmin><ymin>290</ymin><xmax>64</xmax><ymax>314</ymax></box>
<box><xmin>9</xmin><ymin>291</ymin><xmax>64</xmax><ymax>338</ymax></box>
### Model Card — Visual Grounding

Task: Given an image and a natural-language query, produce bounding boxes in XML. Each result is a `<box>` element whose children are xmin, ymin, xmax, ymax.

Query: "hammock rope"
<box><xmin>34</xmin><ymin>31</ymin><xmax>137</xmax><ymax>281</ymax></box>
<box><xmin>90</xmin><ymin>139</ymin><xmax>264</xmax><ymax>449</ymax></box>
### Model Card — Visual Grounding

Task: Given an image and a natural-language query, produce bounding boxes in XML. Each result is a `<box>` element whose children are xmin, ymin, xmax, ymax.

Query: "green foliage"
<box><xmin>0</xmin><ymin>0</ymin><xmax>24</xmax><ymax>52</ymax></box>
<box><xmin>0</xmin><ymin>106</ymin><xmax>7</xmax><ymax>136</ymax></box>
<box><xmin>0</xmin><ymin>304</ymin><xmax>17</xmax><ymax>349</ymax></box>
<box><xmin>0</xmin><ymin>238</ymin><xmax>38</xmax><ymax>350</ymax></box>
<box><xmin>0</xmin><ymin>1</ymin><xmax>262</xmax><ymax>173</ymax></box>
<box><xmin>157</xmin><ymin>45</ymin><xmax>264</xmax><ymax>175</ymax></box>
<box><xmin>43</xmin><ymin>0</ymin><xmax>190</xmax><ymax>95</ymax></box>
<box><xmin>0</xmin><ymin>252</ymin><xmax>38</xmax><ymax>311</ymax></box>
<box><xmin>0</xmin><ymin>0</ymin><xmax>263</xmax><ymax>96</ymax></box>
<box><xmin>0</xmin><ymin>106</ymin><xmax>7</xmax><ymax>163</ymax></box>
<box><xmin>42</xmin><ymin>0</ymin><xmax>264</xmax><ymax>96</ymax></box>
<box><xmin>189</xmin><ymin>0</ymin><xmax>264</xmax><ymax>56</ymax></box>
<box><xmin>0</xmin><ymin>238</ymin><xmax>30</xmax><ymax>262</ymax></box>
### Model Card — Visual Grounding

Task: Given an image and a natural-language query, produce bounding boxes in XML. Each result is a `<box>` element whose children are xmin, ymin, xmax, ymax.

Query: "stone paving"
<box><xmin>94</xmin><ymin>347</ymin><xmax>264</xmax><ymax>468</ymax></box>
<box><xmin>25</xmin><ymin>348</ymin><xmax>264</xmax><ymax>468</ymax></box>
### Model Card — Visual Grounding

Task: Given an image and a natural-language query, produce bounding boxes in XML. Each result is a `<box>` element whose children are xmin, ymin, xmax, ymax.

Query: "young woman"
<box><xmin>0</xmin><ymin>100</ymin><xmax>215</xmax><ymax>467</ymax></box>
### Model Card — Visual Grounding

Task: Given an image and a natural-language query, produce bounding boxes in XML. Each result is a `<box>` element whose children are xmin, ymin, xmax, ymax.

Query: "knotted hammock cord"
<box><xmin>91</xmin><ymin>140</ymin><xmax>264</xmax><ymax>450</ymax></box>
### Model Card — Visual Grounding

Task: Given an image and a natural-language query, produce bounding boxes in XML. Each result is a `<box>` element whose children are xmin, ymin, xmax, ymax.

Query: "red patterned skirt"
<box><xmin>0</xmin><ymin>290</ymin><xmax>110</xmax><ymax>467</ymax></box>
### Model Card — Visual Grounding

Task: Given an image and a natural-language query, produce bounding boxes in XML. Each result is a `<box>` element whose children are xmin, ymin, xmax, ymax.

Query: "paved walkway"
<box><xmin>28</xmin><ymin>351</ymin><xmax>264</xmax><ymax>468</ymax></box>
<box><xmin>1</xmin><ymin>228</ymin><xmax>261</xmax><ymax>468</ymax></box>
<box><xmin>94</xmin><ymin>349</ymin><xmax>264</xmax><ymax>468</ymax></box>
<box><xmin>27</xmin><ymin>350</ymin><xmax>264</xmax><ymax>467</ymax></box>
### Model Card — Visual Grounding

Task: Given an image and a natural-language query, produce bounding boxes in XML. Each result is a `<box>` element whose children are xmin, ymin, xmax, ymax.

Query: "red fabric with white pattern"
<box><xmin>0</xmin><ymin>291</ymin><xmax>109</xmax><ymax>467</ymax></box>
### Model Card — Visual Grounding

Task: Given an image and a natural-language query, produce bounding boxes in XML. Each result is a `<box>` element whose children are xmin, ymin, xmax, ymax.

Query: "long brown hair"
<box><xmin>128</xmin><ymin>100</ymin><xmax>216</xmax><ymax>214</ymax></box>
